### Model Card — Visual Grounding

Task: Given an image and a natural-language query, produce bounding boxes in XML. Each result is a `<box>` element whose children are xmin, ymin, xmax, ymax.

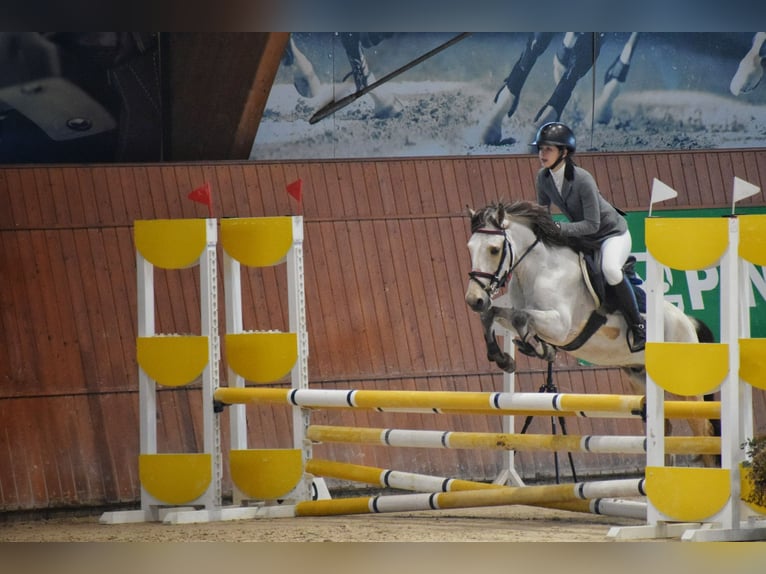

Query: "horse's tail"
<box><xmin>692</xmin><ymin>316</ymin><xmax>715</xmax><ymax>344</ymax></box>
<box><xmin>691</xmin><ymin>316</ymin><xmax>721</xmax><ymax>460</ymax></box>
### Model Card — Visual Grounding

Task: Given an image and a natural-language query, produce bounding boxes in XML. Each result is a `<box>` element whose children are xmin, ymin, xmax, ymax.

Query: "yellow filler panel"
<box><xmin>646</xmin><ymin>466</ymin><xmax>730</xmax><ymax>522</ymax></box>
<box><xmin>645</xmin><ymin>342</ymin><xmax>728</xmax><ymax>396</ymax></box>
<box><xmin>139</xmin><ymin>453</ymin><xmax>212</xmax><ymax>505</ymax></box>
<box><xmin>221</xmin><ymin>217</ymin><xmax>293</xmax><ymax>268</ymax></box>
<box><xmin>739</xmin><ymin>214</ymin><xmax>766</xmax><ymax>266</ymax></box>
<box><xmin>646</xmin><ymin>218</ymin><xmax>728</xmax><ymax>271</ymax></box>
<box><xmin>230</xmin><ymin>449</ymin><xmax>303</xmax><ymax>500</ymax></box>
<box><xmin>137</xmin><ymin>336</ymin><xmax>209</xmax><ymax>387</ymax></box>
<box><xmin>226</xmin><ymin>332</ymin><xmax>297</xmax><ymax>383</ymax></box>
<box><xmin>740</xmin><ymin>338</ymin><xmax>766</xmax><ymax>390</ymax></box>
<box><xmin>134</xmin><ymin>219</ymin><xmax>208</xmax><ymax>269</ymax></box>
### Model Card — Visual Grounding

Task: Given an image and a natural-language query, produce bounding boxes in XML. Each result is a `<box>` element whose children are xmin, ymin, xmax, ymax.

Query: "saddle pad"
<box><xmin>578</xmin><ymin>252</ymin><xmax>602</xmax><ymax>308</ymax></box>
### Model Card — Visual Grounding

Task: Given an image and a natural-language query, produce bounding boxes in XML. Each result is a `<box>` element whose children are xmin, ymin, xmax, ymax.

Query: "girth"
<box><xmin>556</xmin><ymin>310</ymin><xmax>608</xmax><ymax>352</ymax></box>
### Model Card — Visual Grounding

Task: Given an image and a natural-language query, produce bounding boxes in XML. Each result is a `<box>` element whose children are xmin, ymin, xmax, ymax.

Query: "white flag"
<box><xmin>650</xmin><ymin>178</ymin><xmax>678</xmax><ymax>205</ymax></box>
<box><xmin>648</xmin><ymin>178</ymin><xmax>678</xmax><ymax>215</ymax></box>
<box><xmin>732</xmin><ymin>176</ymin><xmax>760</xmax><ymax>204</ymax></box>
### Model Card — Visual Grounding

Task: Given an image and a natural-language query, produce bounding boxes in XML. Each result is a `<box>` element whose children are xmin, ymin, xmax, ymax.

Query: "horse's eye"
<box><xmin>489</xmin><ymin>247</ymin><xmax>500</xmax><ymax>256</ymax></box>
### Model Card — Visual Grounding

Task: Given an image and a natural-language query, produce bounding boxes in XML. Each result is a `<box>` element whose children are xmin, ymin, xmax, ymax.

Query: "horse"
<box><xmin>464</xmin><ymin>200</ymin><xmax>719</xmax><ymax>465</ymax></box>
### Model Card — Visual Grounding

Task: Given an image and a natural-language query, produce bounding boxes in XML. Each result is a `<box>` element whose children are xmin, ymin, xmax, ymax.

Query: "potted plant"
<box><xmin>741</xmin><ymin>435</ymin><xmax>766</xmax><ymax>512</ymax></box>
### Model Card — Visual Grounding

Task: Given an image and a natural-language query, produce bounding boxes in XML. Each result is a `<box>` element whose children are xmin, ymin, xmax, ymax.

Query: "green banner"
<box><xmin>625</xmin><ymin>207</ymin><xmax>766</xmax><ymax>340</ymax></box>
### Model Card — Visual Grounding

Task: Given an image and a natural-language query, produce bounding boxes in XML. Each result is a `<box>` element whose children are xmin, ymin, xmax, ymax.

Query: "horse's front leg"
<box><xmin>492</xmin><ymin>307</ymin><xmax>557</xmax><ymax>363</ymax></box>
<box><xmin>479</xmin><ymin>308</ymin><xmax>516</xmax><ymax>373</ymax></box>
<box><xmin>484</xmin><ymin>307</ymin><xmax>556</xmax><ymax>361</ymax></box>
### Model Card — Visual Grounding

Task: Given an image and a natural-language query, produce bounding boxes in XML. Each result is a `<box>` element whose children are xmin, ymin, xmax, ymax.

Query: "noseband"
<box><xmin>468</xmin><ymin>227</ymin><xmax>540</xmax><ymax>298</ymax></box>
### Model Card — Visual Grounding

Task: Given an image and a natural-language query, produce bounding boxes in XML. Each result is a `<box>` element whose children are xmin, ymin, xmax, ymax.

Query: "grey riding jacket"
<box><xmin>536</xmin><ymin>164</ymin><xmax>627</xmax><ymax>243</ymax></box>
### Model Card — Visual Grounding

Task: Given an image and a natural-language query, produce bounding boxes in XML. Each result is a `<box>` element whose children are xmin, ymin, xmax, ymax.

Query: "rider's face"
<box><xmin>538</xmin><ymin>145</ymin><xmax>566</xmax><ymax>169</ymax></box>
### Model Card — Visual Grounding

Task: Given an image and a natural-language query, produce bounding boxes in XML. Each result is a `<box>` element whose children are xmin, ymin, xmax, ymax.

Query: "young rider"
<box><xmin>531</xmin><ymin>121</ymin><xmax>645</xmax><ymax>352</ymax></box>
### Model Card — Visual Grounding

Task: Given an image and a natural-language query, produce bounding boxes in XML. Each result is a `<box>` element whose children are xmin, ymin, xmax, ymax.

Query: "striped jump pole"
<box><xmin>306</xmin><ymin>458</ymin><xmax>647</xmax><ymax>520</ymax></box>
<box><xmin>305</xmin><ymin>425</ymin><xmax>721</xmax><ymax>456</ymax></box>
<box><xmin>293</xmin><ymin>476</ymin><xmax>646</xmax><ymax>517</ymax></box>
<box><xmin>213</xmin><ymin>387</ymin><xmax>720</xmax><ymax>420</ymax></box>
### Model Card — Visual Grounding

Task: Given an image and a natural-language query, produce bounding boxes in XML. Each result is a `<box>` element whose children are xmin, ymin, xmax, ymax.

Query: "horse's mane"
<box><xmin>470</xmin><ymin>200</ymin><xmax>571</xmax><ymax>248</ymax></box>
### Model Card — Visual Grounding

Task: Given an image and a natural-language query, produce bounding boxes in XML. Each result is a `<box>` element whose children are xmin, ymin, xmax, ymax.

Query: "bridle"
<box><xmin>467</xmin><ymin>226</ymin><xmax>540</xmax><ymax>299</ymax></box>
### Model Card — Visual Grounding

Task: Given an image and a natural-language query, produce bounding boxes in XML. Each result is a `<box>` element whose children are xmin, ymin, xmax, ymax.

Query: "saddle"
<box><xmin>514</xmin><ymin>244</ymin><xmax>646</xmax><ymax>357</ymax></box>
<box><xmin>578</xmin><ymin>250</ymin><xmax>646</xmax><ymax>315</ymax></box>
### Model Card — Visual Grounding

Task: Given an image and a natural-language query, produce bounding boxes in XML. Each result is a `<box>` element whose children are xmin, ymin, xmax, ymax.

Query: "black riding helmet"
<box><xmin>530</xmin><ymin>122</ymin><xmax>576</xmax><ymax>153</ymax></box>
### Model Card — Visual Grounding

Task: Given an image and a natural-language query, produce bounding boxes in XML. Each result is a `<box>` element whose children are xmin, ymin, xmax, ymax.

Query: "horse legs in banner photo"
<box><xmin>339</xmin><ymin>33</ymin><xmax>402</xmax><ymax>119</ymax></box>
<box><xmin>730</xmin><ymin>32</ymin><xmax>766</xmax><ymax>96</ymax></box>
<box><xmin>552</xmin><ymin>33</ymin><xmax>582</xmax><ymax>84</ymax></box>
<box><xmin>480</xmin><ymin>33</ymin><xmax>554</xmax><ymax>145</ymax></box>
<box><xmin>282</xmin><ymin>35</ymin><xmax>321</xmax><ymax>98</ymax></box>
<box><xmin>480</xmin><ymin>33</ymin><xmax>606</xmax><ymax>146</ymax></box>
<box><xmin>532</xmin><ymin>33</ymin><xmax>603</xmax><ymax>126</ymax></box>
<box><xmin>590</xmin><ymin>32</ymin><xmax>639</xmax><ymax>125</ymax></box>
<box><xmin>282</xmin><ymin>33</ymin><xmax>402</xmax><ymax>119</ymax></box>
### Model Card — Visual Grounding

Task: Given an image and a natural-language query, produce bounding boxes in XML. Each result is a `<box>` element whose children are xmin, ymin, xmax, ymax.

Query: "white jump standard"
<box><xmin>610</xmin><ymin>208</ymin><xmax>766</xmax><ymax>541</ymax></box>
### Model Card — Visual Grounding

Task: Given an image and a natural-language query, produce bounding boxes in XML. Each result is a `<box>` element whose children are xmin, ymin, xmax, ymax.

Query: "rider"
<box><xmin>531</xmin><ymin>121</ymin><xmax>645</xmax><ymax>352</ymax></box>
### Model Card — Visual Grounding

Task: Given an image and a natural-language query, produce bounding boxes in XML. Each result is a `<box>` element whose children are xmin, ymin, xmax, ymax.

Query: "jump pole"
<box><xmin>213</xmin><ymin>387</ymin><xmax>719</xmax><ymax>420</ymax></box>
<box><xmin>306</xmin><ymin>458</ymin><xmax>647</xmax><ymax>520</ymax></box>
<box><xmin>305</xmin><ymin>425</ymin><xmax>720</xmax><ymax>456</ymax></box>
<box><xmin>292</xmin><ymin>476</ymin><xmax>646</xmax><ymax>517</ymax></box>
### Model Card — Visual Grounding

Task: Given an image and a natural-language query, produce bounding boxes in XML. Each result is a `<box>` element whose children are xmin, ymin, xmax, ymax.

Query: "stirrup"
<box><xmin>626</xmin><ymin>324</ymin><xmax>646</xmax><ymax>353</ymax></box>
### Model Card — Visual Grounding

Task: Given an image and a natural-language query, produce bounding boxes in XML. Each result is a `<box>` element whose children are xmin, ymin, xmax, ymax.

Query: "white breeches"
<box><xmin>601</xmin><ymin>230</ymin><xmax>632</xmax><ymax>286</ymax></box>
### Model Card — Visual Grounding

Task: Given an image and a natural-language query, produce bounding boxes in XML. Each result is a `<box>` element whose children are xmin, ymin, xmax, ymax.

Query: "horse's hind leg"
<box><xmin>686</xmin><ymin>394</ymin><xmax>720</xmax><ymax>468</ymax></box>
<box><xmin>624</xmin><ymin>367</ymin><xmax>719</xmax><ymax>468</ymax></box>
<box><xmin>624</xmin><ymin>366</ymin><xmax>676</xmax><ymax>467</ymax></box>
<box><xmin>663</xmin><ymin>392</ymin><xmax>719</xmax><ymax>468</ymax></box>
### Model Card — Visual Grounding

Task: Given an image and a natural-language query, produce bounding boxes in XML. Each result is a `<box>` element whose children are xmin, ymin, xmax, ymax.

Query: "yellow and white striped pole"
<box><xmin>213</xmin><ymin>387</ymin><xmax>719</xmax><ymax>420</ymax></box>
<box><xmin>305</xmin><ymin>425</ymin><xmax>720</xmax><ymax>456</ymax></box>
<box><xmin>294</xmin><ymin>476</ymin><xmax>645</xmax><ymax>517</ymax></box>
<box><xmin>306</xmin><ymin>458</ymin><xmax>647</xmax><ymax>520</ymax></box>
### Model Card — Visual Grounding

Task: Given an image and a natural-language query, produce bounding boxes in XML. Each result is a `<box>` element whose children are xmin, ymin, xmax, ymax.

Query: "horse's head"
<box><xmin>464</xmin><ymin>203</ymin><xmax>512</xmax><ymax>312</ymax></box>
<box><xmin>464</xmin><ymin>201</ymin><xmax>562</xmax><ymax>313</ymax></box>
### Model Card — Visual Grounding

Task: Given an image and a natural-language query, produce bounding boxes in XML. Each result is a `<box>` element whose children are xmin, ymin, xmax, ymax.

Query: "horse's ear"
<box><xmin>497</xmin><ymin>204</ymin><xmax>509</xmax><ymax>229</ymax></box>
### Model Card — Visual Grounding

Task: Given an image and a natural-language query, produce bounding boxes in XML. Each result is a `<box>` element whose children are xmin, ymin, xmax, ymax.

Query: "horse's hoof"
<box><xmin>542</xmin><ymin>347</ymin><xmax>557</xmax><ymax>362</ymax></box>
<box><xmin>373</xmin><ymin>96</ymin><xmax>403</xmax><ymax>119</ymax></box>
<box><xmin>497</xmin><ymin>354</ymin><xmax>516</xmax><ymax>373</ymax></box>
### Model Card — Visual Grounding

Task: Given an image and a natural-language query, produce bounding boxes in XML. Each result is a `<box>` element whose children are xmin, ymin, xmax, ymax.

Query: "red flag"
<box><xmin>286</xmin><ymin>179</ymin><xmax>303</xmax><ymax>203</ymax></box>
<box><xmin>187</xmin><ymin>182</ymin><xmax>213</xmax><ymax>217</ymax></box>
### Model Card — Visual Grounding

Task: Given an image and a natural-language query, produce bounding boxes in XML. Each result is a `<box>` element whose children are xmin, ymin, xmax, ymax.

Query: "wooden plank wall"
<box><xmin>1</xmin><ymin>149</ymin><xmax>765</xmax><ymax>512</ymax></box>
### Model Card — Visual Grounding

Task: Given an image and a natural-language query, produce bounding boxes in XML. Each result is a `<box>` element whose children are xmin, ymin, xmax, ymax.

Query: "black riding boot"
<box><xmin>613</xmin><ymin>276</ymin><xmax>646</xmax><ymax>352</ymax></box>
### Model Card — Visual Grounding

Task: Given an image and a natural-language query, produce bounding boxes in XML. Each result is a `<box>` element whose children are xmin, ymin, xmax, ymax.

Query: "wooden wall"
<box><xmin>1</xmin><ymin>149</ymin><xmax>764</xmax><ymax>512</ymax></box>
